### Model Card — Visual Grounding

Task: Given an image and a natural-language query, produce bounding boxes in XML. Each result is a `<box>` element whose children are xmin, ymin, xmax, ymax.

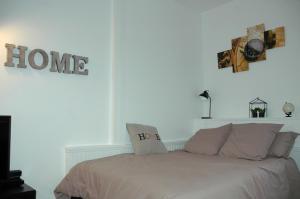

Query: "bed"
<box><xmin>55</xmin><ymin>150</ymin><xmax>300</xmax><ymax>199</ymax></box>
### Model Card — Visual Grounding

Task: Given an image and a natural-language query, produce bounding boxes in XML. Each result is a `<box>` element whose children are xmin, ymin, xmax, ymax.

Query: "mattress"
<box><xmin>55</xmin><ymin>151</ymin><xmax>300</xmax><ymax>199</ymax></box>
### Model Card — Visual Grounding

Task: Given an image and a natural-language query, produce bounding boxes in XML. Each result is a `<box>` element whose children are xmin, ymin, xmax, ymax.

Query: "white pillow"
<box><xmin>126</xmin><ymin>123</ymin><xmax>168</xmax><ymax>155</ymax></box>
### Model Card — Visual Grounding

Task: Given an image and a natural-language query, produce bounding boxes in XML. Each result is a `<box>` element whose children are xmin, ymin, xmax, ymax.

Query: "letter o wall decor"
<box><xmin>28</xmin><ymin>49</ymin><xmax>49</xmax><ymax>70</ymax></box>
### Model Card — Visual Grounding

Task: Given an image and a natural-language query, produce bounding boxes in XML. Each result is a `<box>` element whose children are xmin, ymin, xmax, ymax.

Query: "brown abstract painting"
<box><xmin>217</xmin><ymin>23</ymin><xmax>285</xmax><ymax>73</ymax></box>
<box><xmin>217</xmin><ymin>50</ymin><xmax>232</xmax><ymax>69</ymax></box>
<box><xmin>264</xmin><ymin>27</ymin><xmax>285</xmax><ymax>49</ymax></box>
<box><xmin>246</xmin><ymin>24</ymin><xmax>266</xmax><ymax>62</ymax></box>
<box><xmin>231</xmin><ymin>36</ymin><xmax>249</xmax><ymax>73</ymax></box>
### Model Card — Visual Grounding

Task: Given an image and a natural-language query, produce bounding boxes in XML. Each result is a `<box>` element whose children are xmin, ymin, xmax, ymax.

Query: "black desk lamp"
<box><xmin>199</xmin><ymin>90</ymin><xmax>211</xmax><ymax>119</ymax></box>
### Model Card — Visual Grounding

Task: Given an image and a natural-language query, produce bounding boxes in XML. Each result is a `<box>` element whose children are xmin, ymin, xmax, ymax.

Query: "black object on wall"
<box><xmin>0</xmin><ymin>116</ymin><xmax>24</xmax><ymax>189</ymax></box>
<box><xmin>0</xmin><ymin>116</ymin><xmax>11</xmax><ymax>183</ymax></box>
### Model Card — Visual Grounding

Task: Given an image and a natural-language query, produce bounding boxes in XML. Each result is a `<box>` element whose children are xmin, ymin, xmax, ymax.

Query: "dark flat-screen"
<box><xmin>0</xmin><ymin>116</ymin><xmax>11</xmax><ymax>181</ymax></box>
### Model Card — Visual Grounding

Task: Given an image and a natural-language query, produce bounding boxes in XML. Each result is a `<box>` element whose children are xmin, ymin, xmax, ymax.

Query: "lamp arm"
<box><xmin>209</xmin><ymin>96</ymin><xmax>212</xmax><ymax>118</ymax></box>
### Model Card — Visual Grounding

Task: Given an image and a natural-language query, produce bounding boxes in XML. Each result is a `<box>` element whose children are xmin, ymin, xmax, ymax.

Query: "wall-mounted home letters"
<box><xmin>4</xmin><ymin>43</ymin><xmax>89</xmax><ymax>75</ymax></box>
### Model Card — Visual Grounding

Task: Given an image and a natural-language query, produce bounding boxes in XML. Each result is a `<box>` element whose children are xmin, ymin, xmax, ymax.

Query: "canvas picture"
<box><xmin>217</xmin><ymin>50</ymin><xmax>232</xmax><ymax>69</ymax></box>
<box><xmin>246</xmin><ymin>24</ymin><xmax>266</xmax><ymax>62</ymax></box>
<box><xmin>216</xmin><ymin>24</ymin><xmax>285</xmax><ymax>73</ymax></box>
<box><xmin>264</xmin><ymin>26</ymin><xmax>285</xmax><ymax>49</ymax></box>
<box><xmin>231</xmin><ymin>36</ymin><xmax>249</xmax><ymax>73</ymax></box>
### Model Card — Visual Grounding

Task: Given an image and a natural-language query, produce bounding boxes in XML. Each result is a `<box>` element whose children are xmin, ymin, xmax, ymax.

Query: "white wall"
<box><xmin>113</xmin><ymin>0</ymin><xmax>202</xmax><ymax>143</ymax></box>
<box><xmin>0</xmin><ymin>0</ymin><xmax>202</xmax><ymax>198</ymax></box>
<box><xmin>1</xmin><ymin>0</ymin><xmax>299</xmax><ymax>198</ymax></box>
<box><xmin>0</xmin><ymin>0</ymin><xmax>112</xmax><ymax>198</ymax></box>
<box><xmin>200</xmin><ymin>0</ymin><xmax>300</xmax><ymax>119</ymax></box>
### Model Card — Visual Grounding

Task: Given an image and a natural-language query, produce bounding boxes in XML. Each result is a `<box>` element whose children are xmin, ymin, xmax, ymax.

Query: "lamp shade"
<box><xmin>199</xmin><ymin>90</ymin><xmax>210</xmax><ymax>99</ymax></box>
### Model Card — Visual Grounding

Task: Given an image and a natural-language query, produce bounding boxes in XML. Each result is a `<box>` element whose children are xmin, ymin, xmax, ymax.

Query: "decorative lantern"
<box><xmin>249</xmin><ymin>97</ymin><xmax>267</xmax><ymax>118</ymax></box>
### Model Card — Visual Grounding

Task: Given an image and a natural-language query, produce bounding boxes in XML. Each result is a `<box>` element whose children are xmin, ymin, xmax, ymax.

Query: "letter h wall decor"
<box><xmin>217</xmin><ymin>23</ymin><xmax>285</xmax><ymax>73</ymax></box>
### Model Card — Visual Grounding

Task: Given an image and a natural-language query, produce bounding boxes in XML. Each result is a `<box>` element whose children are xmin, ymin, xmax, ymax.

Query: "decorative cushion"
<box><xmin>126</xmin><ymin>123</ymin><xmax>168</xmax><ymax>155</ymax></box>
<box><xmin>184</xmin><ymin>123</ymin><xmax>232</xmax><ymax>155</ymax></box>
<box><xmin>219</xmin><ymin>123</ymin><xmax>283</xmax><ymax>160</ymax></box>
<box><xmin>268</xmin><ymin>132</ymin><xmax>299</xmax><ymax>158</ymax></box>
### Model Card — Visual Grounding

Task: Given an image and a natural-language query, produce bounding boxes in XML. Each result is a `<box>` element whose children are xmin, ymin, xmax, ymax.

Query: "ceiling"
<box><xmin>175</xmin><ymin>0</ymin><xmax>234</xmax><ymax>12</ymax></box>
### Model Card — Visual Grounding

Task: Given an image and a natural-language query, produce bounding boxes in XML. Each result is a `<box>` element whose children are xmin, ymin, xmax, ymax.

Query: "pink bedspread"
<box><xmin>55</xmin><ymin>151</ymin><xmax>300</xmax><ymax>199</ymax></box>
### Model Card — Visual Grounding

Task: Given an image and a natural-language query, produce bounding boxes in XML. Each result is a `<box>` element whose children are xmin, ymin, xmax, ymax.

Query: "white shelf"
<box><xmin>193</xmin><ymin>117</ymin><xmax>300</xmax><ymax>133</ymax></box>
<box><xmin>195</xmin><ymin>117</ymin><xmax>299</xmax><ymax>121</ymax></box>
